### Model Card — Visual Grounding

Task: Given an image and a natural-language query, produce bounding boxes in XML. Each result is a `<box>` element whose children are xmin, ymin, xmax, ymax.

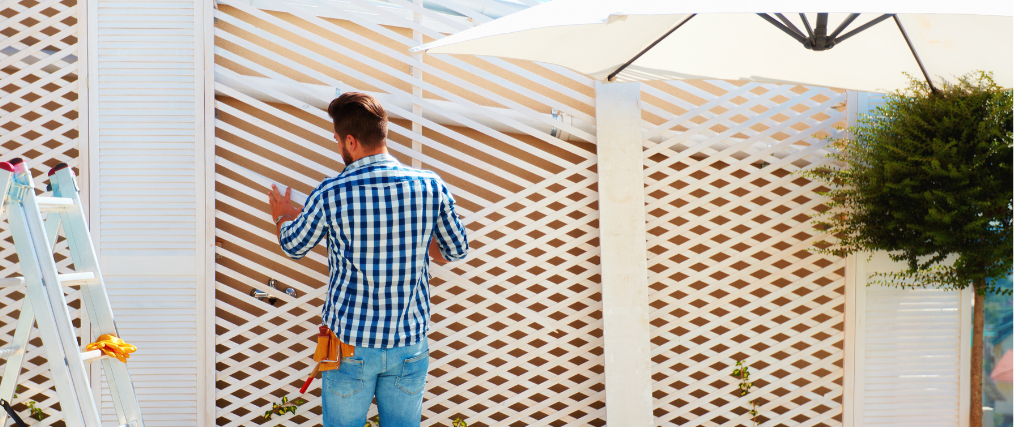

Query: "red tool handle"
<box><xmin>299</xmin><ymin>375</ymin><xmax>315</xmax><ymax>394</ymax></box>
<box><xmin>299</xmin><ymin>327</ymin><xmax>330</xmax><ymax>394</ymax></box>
<box><xmin>299</xmin><ymin>358</ymin><xmax>322</xmax><ymax>394</ymax></box>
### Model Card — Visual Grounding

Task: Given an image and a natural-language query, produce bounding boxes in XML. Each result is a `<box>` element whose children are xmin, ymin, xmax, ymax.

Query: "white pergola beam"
<box><xmin>596</xmin><ymin>81</ymin><xmax>655</xmax><ymax>427</ymax></box>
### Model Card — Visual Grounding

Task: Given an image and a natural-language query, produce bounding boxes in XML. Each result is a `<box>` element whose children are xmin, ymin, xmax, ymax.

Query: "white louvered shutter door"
<box><xmin>861</xmin><ymin>277</ymin><xmax>966</xmax><ymax>426</ymax></box>
<box><xmin>850</xmin><ymin>93</ymin><xmax>970</xmax><ymax>427</ymax></box>
<box><xmin>94</xmin><ymin>0</ymin><xmax>202</xmax><ymax>423</ymax></box>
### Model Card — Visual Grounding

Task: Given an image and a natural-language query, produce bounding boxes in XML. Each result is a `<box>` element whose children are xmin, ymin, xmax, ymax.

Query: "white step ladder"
<box><xmin>0</xmin><ymin>159</ymin><xmax>144</xmax><ymax>427</ymax></box>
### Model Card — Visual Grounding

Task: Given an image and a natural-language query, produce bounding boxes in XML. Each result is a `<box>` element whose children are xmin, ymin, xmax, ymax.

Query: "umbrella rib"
<box><xmin>757</xmin><ymin>14</ymin><xmax>807</xmax><ymax>44</ymax></box>
<box><xmin>607</xmin><ymin>14</ymin><xmax>696</xmax><ymax>82</ymax></box>
<box><xmin>798</xmin><ymin>14</ymin><xmax>814</xmax><ymax>38</ymax></box>
<box><xmin>829</xmin><ymin>14</ymin><xmax>860</xmax><ymax>39</ymax></box>
<box><xmin>892</xmin><ymin>15</ymin><xmax>940</xmax><ymax>94</ymax></box>
<box><xmin>774</xmin><ymin>13</ymin><xmax>807</xmax><ymax>39</ymax></box>
<box><xmin>834</xmin><ymin>14</ymin><xmax>893</xmax><ymax>44</ymax></box>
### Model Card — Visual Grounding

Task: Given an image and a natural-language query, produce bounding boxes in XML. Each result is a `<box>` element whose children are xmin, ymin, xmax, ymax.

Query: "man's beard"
<box><xmin>341</xmin><ymin>141</ymin><xmax>354</xmax><ymax>164</ymax></box>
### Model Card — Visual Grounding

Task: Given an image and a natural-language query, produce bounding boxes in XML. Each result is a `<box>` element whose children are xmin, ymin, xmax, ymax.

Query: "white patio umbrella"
<box><xmin>410</xmin><ymin>0</ymin><xmax>1013</xmax><ymax>93</ymax></box>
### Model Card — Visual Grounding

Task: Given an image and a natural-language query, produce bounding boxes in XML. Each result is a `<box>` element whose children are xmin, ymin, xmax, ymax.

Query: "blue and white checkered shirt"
<box><xmin>279</xmin><ymin>154</ymin><xmax>469</xmax><ymax>348</ymax></box>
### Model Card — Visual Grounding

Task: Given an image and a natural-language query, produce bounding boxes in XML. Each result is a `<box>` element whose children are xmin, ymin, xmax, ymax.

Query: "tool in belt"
<box><xmin>299</xmin><ymin>325</ymin><xmax>354</xmax><ymax>394</ymax></box>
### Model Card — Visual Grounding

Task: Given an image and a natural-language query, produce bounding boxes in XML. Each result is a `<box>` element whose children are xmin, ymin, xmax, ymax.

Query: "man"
<box><xmin>268</xmin><ymin>92</ymin><xmax>469</xmax><ymax>427</ymax></box>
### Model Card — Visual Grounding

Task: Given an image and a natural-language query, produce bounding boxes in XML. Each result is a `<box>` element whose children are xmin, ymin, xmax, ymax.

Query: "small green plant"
<box><xmin>451</xmin><ymin>417</ymin><xmax>468</xmax><ymax>427</ymax></box>
<box><xmin>730</xmin><ymin>360</ymin><xmax>760</xmax><ymax>427</ymax></box>
<box><xmin>26</xmin><ymin>400</ymin><xmax>44</xmax><ymax>421</ymax></box>
<box><xmin>263</xmin><ymin>395</ymin><xmax>305</xmax><ymax>419</ymax></box>
<box><xmin>365</xmin><ymin>415</ymin><xmax>380</xmax><ymax>427</ymax></box>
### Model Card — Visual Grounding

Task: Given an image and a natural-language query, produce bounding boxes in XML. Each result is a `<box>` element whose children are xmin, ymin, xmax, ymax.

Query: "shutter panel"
<box><xmin>862</xmin><ymin>280</ymin><xmax>965</xmax><ymax>426</ymax></box>
<box><xmin>95</xmin><ymin>0</ymin><xmax>200</xmax><ymax>423</ymax></box>
<box><xmin>857</xmin><ymin>91</ymin><xmax>887</xmax><ymax>115</ymax></box>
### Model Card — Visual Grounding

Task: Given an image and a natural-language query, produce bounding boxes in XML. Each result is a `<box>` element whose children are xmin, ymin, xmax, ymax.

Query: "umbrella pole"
<box><xmin>893</xmin><ymin>16</ymin><xmax>940</xmax><ymax>95</ymax></box>
<box><xmin>607</xmin><ymin>14</ymin><xmax>696</xmax><ymax>82</ymax></box>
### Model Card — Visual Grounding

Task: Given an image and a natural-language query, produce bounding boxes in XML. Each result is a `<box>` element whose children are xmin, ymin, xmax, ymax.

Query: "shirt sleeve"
<box><xmin>279</xmin><ymin>185</ymin><xmax>329</xmax><ymax>260</ymax></box>
<box><xmin>434</xmin><ymin>183</ymin><xmax>469</xmax><ymax>262</ymax></box>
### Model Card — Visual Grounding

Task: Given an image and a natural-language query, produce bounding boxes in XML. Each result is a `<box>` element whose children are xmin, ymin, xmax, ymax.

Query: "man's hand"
<box><xmin>429</xmin><ymin>239</ymin><xmax>448</xmax><ymax>265</ymax></box>
<box><xmin>269</xmin><ymin>184</ymin><xmax>302</xmax><ymax>237</ymax></box>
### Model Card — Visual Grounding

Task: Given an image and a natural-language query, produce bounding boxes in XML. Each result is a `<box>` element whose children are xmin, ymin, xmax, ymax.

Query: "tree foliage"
<box><xmin>804</xmin><ymin>72</ymin><xmax>1012</xmax><ymax>294</ymax></box>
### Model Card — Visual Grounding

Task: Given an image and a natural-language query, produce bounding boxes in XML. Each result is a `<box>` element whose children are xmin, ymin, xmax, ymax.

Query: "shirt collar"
<box><xmin>344</xmin><ymin>153</ymin><xmax>399</xmax><ymax>172</ymax></box>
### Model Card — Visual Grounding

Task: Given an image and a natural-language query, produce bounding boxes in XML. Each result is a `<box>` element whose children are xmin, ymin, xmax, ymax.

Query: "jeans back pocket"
<box><xmin>396</xmin><ymin>350</ymin><xmax>429</xmax><ymax>395</ymax></box>
<box><xmin>326</xmin><ymin>359</ymin><xmax>364</xmax><ymax>399</ymax></box>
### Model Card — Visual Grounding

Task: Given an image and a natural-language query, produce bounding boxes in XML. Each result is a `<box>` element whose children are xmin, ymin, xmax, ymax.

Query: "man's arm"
<box><xmin>269</xmin><ymin>184</ymin><xmax>328</xmax><ymax>259</ymax></box>
<box><xmin>433</xmin><ymin>185</ymin><xmax>469</xmax><ymax>262</ymax></box>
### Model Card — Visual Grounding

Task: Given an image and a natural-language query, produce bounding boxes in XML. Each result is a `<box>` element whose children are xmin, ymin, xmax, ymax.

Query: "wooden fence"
<box><xmin>211</xmin><ymin>0</ymin><xmax>606</xmax><ymax>426</ymax></box>
<box><xmin>210</xmin><ymin>1</ymin><xmax>850</xmax><ymax>426</ymax></box>
<box><xmin>2</xmin><ymin>0</ymin><xmax>861</xmax><ymax>425</ymax></box>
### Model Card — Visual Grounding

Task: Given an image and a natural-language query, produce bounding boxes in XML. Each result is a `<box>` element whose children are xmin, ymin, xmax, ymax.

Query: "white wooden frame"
<box><xmin>846</xmin><ymin>252</ymin><xmax>867</xmax><ymax>427</ymax></box>
<box><xmin>957</xmin><ymin>288</ymin><xmax>971</xmax><ymax>426</ymax></box>
<box><xmin>200</xmin><ymin>0</ymin><xmax>217</xmax><ymax>421</ymax></box>
<box><xmin>595</xmin><ymin>82</ymin><xmax>654</xmax><ymax>427</ymax></box>
<box><xmin>842</xmin><ymin>92</ymin><xmax>861</xmax><ymax>427</ymax></box>
<box><xmin>847</xmin><ymin>253</ymin><xmax>866</xmax><ymax>427</ymax></box>
<box><xmin>79</xmin><ymin>0</ymin><xmax>101</xmax><ymax>404</ymax></box>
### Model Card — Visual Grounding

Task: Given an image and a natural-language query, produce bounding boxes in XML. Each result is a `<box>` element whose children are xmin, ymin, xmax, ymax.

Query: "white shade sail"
<box><xmin>412</xmin><ymin>0</ymin><xmax>1013</xmax><ymax>92</ymax></box>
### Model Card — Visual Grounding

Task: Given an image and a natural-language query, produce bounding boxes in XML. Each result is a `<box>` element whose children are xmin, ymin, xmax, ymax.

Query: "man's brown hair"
<box><xmin>328</xmin><ymin>92</ymin><xmax>388</xmax><ymax>148</ymax></box>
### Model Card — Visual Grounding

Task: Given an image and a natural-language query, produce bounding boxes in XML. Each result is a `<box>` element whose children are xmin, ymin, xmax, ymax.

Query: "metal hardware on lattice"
<box><xmin>0</xmin><ymin>159</ymin><xmax>146</xmax><ymax>427</ymax></box>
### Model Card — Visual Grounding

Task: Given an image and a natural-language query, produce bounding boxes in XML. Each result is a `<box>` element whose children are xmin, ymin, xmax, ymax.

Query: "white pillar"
<box><xmin>596</xmin><ymin>82</ymin><xmax>655</xmax><ymax>427</ymax></box>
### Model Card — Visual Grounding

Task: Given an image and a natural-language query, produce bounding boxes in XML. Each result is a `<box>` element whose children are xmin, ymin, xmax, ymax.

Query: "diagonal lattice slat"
<box><xmin>642</xmin><ymin>81</ymin><xmax>848</xmax><ymax>427</ymax></box>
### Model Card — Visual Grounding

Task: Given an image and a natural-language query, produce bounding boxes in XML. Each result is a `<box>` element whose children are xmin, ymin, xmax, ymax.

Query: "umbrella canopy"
<box><xmin>411</xmin><ymin>0</ymin><xmax>1013</xmax><ymax>92</ymax></box>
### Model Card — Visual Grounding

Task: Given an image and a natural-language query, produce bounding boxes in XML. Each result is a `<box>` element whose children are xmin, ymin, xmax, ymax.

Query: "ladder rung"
<box><xmin>57</xmin><ymin>272</ymin><xmax>98</xmax><ymax>286</ymax></box>
<box><xmin>0</xmin><ymin>346</ymin><xmax>20</xmax><ymax>358</ymax></box>
<box><xmin>0</xmin><ymin>275</ymin><xmax>97</xmax><ymax>288</ymax></box>
<box><xmin>36</xmin><ymin>196</ymin><xmax>75</xmax><ymax>213</ymax></box>
<box><xmin>81</xmin><ymin>349</ymin><xmax>108</xmax><ymax>363</ymax></box>
<box><xmin>0</xmin><ymin>277</ymin><xmax>24</xmax><ymax>287</ymax></box>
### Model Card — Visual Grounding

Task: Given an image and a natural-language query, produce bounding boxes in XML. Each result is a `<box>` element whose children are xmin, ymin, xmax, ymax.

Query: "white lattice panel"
<box><xmin>642</xmin><ymin>80</ymin><xmax>848</xmax><ymax>427</ymax></box>
<box><xmin>1</xmin><ymin>0</ymin><xmax>83</xmax><ymax>422</ymax></box>
<box><xmin>211</xmin><ymin>1</ymin><xmax>606</xmax><ymax>426</ymax></box>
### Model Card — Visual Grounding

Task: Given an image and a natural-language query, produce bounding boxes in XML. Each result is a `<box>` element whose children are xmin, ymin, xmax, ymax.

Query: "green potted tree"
<box><xmin>804</xmin><ymin>71</ymin><xmax>1012</xmax><ymax>427</ymax></box>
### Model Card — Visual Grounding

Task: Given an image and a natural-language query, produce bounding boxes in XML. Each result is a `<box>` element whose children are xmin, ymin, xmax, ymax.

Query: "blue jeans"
<box><xmin>322</xmin><ymin>339</ymin><xmax>429</xmax><ymax>427</ymax></box>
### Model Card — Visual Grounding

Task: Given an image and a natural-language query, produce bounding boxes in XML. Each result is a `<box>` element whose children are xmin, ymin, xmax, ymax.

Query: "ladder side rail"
<box><xmin>0</xmin><ymin>166</ymin><xmax>24</xmax><ymax>427</ymax></box>
<box><xmin>0</xmin><ymin>168</ymin><xmax>12</xmax><ymax>220</ymax></box>
<box><xmin>0</xmin><ymin>294</ymin><xmax>35</xmax><ymax>427</ymax></box>
<box><xmin>17</xmin><ymin>179</ymin><xmax>105</xmax><ymax>427</ymax></box>
<box><xmin>7</xmin><ymin>202</ymin><xmax>91</xmax><ymax>427</ymax></box>
<box><xmin>51</xmin><ymin>168</ymin><xmax>145</xmax><ymax>427</ymax></box>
